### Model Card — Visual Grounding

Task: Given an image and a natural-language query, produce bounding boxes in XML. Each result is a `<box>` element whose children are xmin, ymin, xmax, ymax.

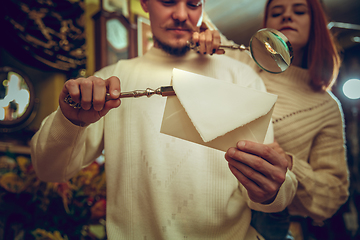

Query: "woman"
<box><xmin>194</xmin><ymin>0</ymin><xmax>349</xmax><ymax>239</ymax></box>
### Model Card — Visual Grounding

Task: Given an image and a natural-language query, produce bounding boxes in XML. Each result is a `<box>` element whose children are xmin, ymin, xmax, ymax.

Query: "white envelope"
<box><xmin>160</xmin><ymin>68</ymin><xmax>277</xmax><ymax>152</ymax></box>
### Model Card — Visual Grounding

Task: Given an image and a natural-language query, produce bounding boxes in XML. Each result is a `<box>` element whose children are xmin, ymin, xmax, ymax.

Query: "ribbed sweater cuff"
<box><xmin>289</xmin><ymin>154</ymin><xmax>311</xmax><ymax>183</ymax></box>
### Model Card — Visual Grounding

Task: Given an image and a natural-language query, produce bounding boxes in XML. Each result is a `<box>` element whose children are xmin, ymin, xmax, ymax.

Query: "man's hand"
<box><xmin>59</xmin><ymin>76</ymin><xmax>121</xmax><ymax>126</ymax></box>
<box><xmin>192</xmin><ymin>29</ymin><xmax>225</xmax><ymax>55</ymax></box>
<box><xmin>267</xmin><ymin>141</ymin><xmax>293</xmax><ymax>170</ymax></box>
<box><xmin>225</xmin><ymin>140</ymin><xmax>289</xmax><ymax>204</ymax></box>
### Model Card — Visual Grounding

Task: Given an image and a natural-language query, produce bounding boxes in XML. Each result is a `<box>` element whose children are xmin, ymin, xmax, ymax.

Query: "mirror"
<box><xmin>0</xmin><ymin>67</ymin><xmax>37</xmax><ymax>132</ymax></box>
<box><xmin>188</xmin><ymin>28</ymin><xmax>293</xmax><ymax>74</ymax></box>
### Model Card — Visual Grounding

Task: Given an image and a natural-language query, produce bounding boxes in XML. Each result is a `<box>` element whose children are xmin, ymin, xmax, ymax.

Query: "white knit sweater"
<box><xmin>31</xmin><ymin>48</ymin><xmax>297</xmax><ymax>239</ymax></box>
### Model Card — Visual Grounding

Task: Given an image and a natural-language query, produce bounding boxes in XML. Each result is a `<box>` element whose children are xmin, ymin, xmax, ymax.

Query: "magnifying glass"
<box><xmin>188</xmin><ymin>28</ymin><xmax>293</xmax><ymax>74</ymax></box>
<box><xmin>250</xmin><ymin>28</ymin><xmax>293</xmax><ymax>73</ymax></box>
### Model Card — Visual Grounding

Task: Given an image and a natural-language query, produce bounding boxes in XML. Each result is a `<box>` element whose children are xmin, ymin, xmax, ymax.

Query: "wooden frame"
<box><xmin>93</xmin><ymin>10</ymin><xmax>137</xmax><ymax>71</ymax></box>
<box><xmin>137</xmin><ymin>16</ymin><xmax>153</xmax><ymax>56</ymax></box>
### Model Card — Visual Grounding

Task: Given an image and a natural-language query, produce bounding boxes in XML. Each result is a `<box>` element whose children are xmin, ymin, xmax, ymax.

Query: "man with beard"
<box><xmin>30</xmin><ymin>0</ymin><xmax>297</xmax><ymax>239</ymax></box>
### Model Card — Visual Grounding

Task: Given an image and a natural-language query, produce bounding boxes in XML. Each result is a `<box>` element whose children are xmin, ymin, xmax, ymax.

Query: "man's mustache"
<box><xmin>162</xmin><ymin>22</ymin><xmax>196</xmax><ymax>32</ymax></box>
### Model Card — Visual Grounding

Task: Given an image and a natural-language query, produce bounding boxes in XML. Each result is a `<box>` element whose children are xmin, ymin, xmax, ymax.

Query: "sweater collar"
<box><xmin>281</xmin><ymin>65</ymin><xmax>311</xmax><ymax>85</ymax></box>
<box><xmin>261</xmin><ymin>64</ymin><xmax>311</xmax><ymax>87</ymax></box>
<box><xmin>143</xmin><ymin>47</ymin><xmax>200</xmax><ymax>62</ymax></box>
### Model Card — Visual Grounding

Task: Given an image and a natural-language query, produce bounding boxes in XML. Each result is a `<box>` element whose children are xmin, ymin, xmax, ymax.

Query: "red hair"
<box><xmin>263</xmin><ymin>0</ymin><xmax>341</xmax><ymax>91</ymax></box>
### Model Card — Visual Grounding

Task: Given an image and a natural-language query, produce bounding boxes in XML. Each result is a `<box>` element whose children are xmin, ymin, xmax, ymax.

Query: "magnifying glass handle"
<box><xmin>187</xmin><ymin>40</ymin><xmax>248</xmax><ymax>51</ymax></box>
<box><xmin>64</xmin><ymin>86</ymin><xmax>176</xmax><ymax>109</ymax></box>
<box><xmin>218</xmin><ymin>44</ymin><xmax>248</xmax><ymax>51</ymax></box>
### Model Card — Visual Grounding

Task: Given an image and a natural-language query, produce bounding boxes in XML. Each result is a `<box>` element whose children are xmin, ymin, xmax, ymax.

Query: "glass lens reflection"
<box><xmin>250</xmin><ymin>29</ymin><xmax>292</xmax><ymax>74</ymax></box>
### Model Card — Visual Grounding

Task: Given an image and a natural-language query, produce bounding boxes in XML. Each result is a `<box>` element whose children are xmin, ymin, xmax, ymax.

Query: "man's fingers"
<box><xmin>226</xmin><ymin>154</ymin><xmax>276</xmax><ymax>190</ymax></box>
<box><xmin>236</xmin><ymin>141</ymin><xmax>288</xmax><ymax>168</ymax></box>
<box><xmin>92</xmin><ymin>78</ymin><xmax>106</xmax><ymax>111</ymax></box>
<box><xmin>225</xmin><ymin>146</ymin><xmax>286</xmax><ymax>184</ymax></box>
<box><xmin>192</xmin><ymin>30</ymin><xmax>224</xmax><ymax>55</ymax></box>
<box><xmin>226</xmin><ymin>146</ymin><xmax>273</xmax><ymax>176</ymax></box>
<box><xmin>198</xmin><ymin>32</ymin><xmax>206</xmax><ymax>54</ymax></box>
<box><xmin>64</xmin><ymin>79</ymin><xmax>81</xmax><ymax>103</ymax></box>
<box><xmin>80</xmin><ymin>78</ymin><xmax>94</xmax><ymax>110</ymax></box>
<box><xmin>227</xmin><ymin>162</ymin><xmax>276</xmax><ymax>203</ymax></box>
<box><xmin>106</xmin><ymin>76</ymin><xmax>121</xmax><ymax>99</ymax></box>
<box><xmin>209</xmin><ymin>30</ymin><xmax>221</xmax><ymax>54</ymax></box>
<box><xmin>192</xmin><ymin>31</ymin><xmax>200</xmax><ymax>43</ymax></box>
<box><xmin>205</xmin><ymin>30</ymin><xmax>214</xmax><ymax>54</ymax></box>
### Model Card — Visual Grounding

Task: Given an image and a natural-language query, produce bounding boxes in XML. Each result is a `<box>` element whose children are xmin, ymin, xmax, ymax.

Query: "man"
<box><xmin>31</xmin><ymin>0</ymin><xmax>297</xmax><ymax>239</ymax></box>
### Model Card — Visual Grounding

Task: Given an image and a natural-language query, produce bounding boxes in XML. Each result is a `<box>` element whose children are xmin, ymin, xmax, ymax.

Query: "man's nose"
<box><xmin>172</xmin><ymin>3</ymin><xmax>188</xmax><ymax>22</ymax></box>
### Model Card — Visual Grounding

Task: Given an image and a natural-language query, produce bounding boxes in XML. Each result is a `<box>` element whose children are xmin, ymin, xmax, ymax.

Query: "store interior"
<box><xmin>0</xmin><ymin>0</ymin><xmax>359</xmax><ymax>239</ymax></box>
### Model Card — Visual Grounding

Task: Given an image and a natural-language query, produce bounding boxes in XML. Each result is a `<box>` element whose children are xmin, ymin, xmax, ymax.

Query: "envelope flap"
<box><xmin>172</xmin><ymin>68</ymin><xmax>277</xmax><ymax>142</ymax></box>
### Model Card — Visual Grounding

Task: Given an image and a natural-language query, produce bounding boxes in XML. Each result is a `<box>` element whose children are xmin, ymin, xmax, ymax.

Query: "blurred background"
<box><xmin>0</xmin><ymin>0</ymin><xmax>359</xmax><ymax>239</ymax></box>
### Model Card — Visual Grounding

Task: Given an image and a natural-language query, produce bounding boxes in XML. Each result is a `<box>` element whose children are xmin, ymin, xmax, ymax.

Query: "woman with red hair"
<box><xmin>195</xmin><ymin>0</ymin><xmax>349</xmax><ymax>239</ymax></box>
<box><xmin>259</xmin><ymin>0</ymin><xmax>348</xmax><ymax>228</ymax></box>
<box><xmin>263</xmin><ymin>0</ymin><xmax>341</xmax><ymax>91</ymax></box>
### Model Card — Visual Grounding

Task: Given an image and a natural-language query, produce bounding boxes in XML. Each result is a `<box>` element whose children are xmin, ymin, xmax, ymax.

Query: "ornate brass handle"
<box><xmin>64</xmin><ymin>86</ymin><xmax>175</xmax><ymax>109</ymax></box>
<box><xmin>187</xmin><ymin>40</ymin><xmax>248</xmax><ymax>51</ymax></box>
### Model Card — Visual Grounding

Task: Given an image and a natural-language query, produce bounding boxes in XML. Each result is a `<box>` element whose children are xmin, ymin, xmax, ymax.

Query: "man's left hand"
<box><xmin>225</xmin><ymin>140</ymin><xmax>289</xmax><ymax>204</ymax></box>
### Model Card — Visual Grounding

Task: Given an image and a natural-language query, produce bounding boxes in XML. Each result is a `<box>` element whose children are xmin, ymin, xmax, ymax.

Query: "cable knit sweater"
<box><xmin>31</xmin><ymin>48</ymin><xmax>297</xmax><ymax>240</ymax></box>
<box><xmin>229</xmin><ymin>51</ymin><xmax>349</xmax><ymax>224</ymax></box>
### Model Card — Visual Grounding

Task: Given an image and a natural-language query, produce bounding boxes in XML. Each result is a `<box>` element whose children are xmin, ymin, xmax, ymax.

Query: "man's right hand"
<box><xmin>59</xmin><ymin>76</ymin><xmax>121</xmax><ymax>126</ymax></box>
<box><xmin>192</xmin><ymin>29</ymin><xmax>225</xmax><ymax>55</ymax></box>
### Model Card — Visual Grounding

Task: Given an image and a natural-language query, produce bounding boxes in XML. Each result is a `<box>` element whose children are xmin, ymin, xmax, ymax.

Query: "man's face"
<box><xmin>141</xmin><ymin>0</ymin><xmax>204</xmax><ymax>50</ymax></box>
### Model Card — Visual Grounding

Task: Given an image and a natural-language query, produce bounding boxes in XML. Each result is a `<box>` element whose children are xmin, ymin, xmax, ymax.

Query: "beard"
<box><xmin>153</xmin><ymin>36</ymin><xmax>190</xmax><ymax>56</ymax></box>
